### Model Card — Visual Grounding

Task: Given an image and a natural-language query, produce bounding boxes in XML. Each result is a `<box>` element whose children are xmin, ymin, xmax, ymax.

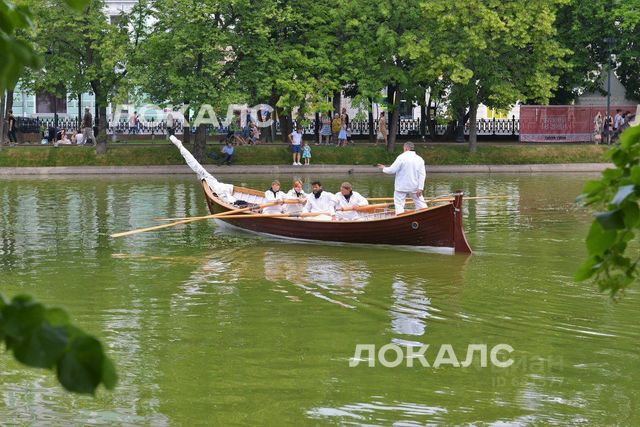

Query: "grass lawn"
<box><xmin>0</xmin><ymin>143</ymin><xmax>610</xmax><ymax>167</ymax></box>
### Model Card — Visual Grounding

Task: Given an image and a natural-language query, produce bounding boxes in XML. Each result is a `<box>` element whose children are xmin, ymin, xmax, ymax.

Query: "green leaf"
<box><xmin>631</xmin><ymin>166</ymin><xmax>640</xmax><ymax>186</ymax></box>
<box><xmin>13</xmin><ymin>324</ymin><xmax>68</xmax><ymax>369</ymax></box>
<box><xmin>45</xmin><ymin>308</ymin><xmax>71</xmax><ymax>327</ymax></box>
<box><xmin>62</xmin><ymin>0</ymin><xmax>90</xmax><ymax>12</ymax></box>
<box><xmin>2</xmin><ymin>296</ymin><xmax>46</xmax><ymax>338</ymax></box>
<box><xmin>57</xmin><ymin>335</ymin><xmax>105</xmax><ymax>395</ymax></box>
<box><xmin>611</xmin><ymin>185</ymin><xmax>636</xmax><ymax>207</ymax></box>
<box><xmin>574</xmin><ymin>256</ymin><xmax>599</xmax><ymax>281</ymax></box>
<box><xmin>101</xmin><ymin>356</ymin><xmax>118</xmax><ymax>390</ymax></box>
<box><xmin>595</xmin><ymin>210</ymin><xmax>625</xmax><ymax>230</ymax></box>
<box><xmin>585</xmin><ymin>221</ymin><xmax>617</xmax><ymax>254</ymax></box>
<box><xmin>622</xmin><ymin>202</ymin><xmax>640</xmax><ymax>228</ymax></box>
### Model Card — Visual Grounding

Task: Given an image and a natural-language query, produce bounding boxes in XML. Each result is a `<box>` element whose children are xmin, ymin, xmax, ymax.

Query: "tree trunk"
<box><xmin>368</xmin><ymin>97</ymin><xmax>375</xmax><ymax>143</ymax></box>
<box><xmin>5</xmin><ymin>89</ymin><xmax>14</xmax><ymax>117</ymax></box>
<box><xmin>92</xmin><ymin>82</ymin><xmax>108</xmax><ymax>155</ymax></box>
<box><xmin>268</xmin><ymin>90</ymin><xmax>278</xmax><ymax>143</ymax></box>
<box><xmin>455</xmin><ymin>106</ymin><xmax>466</xmax><ymax>143</ymax></box>
<box><xmin>332</xmin><ymin>90</ymin><xmax>341</xmax><ymax>116</ymax></box>
<box><xmin>0</xmin><ymin>92</ymin><xmax>5</xmax><ymax>145</ymax></box>
<box><xmin>1</xmin><ymin>88</ymin><xmax>15</xmax><ymax>145</ymax></box>
<box><xmin>77</xmin><ymin>93</ymin><xmax>82</xmax><ymax>130</ymax></box>
<box><xmin>194</xmin><ymin>123</ymin><xmax>207</xmax><ymax>162</ymax></box>
<box><xmin>278</xmin><ymin>107</ymin><xmax>292</xmax><ymax>143</ymax></box>
<box><xmin>468</xmin><ymin>99</ymin><xmax>478</xmax><ymax>153</ymax></box>
<box><xmin>314</xmin><ymin>111</ymin><xmax>320</xmax><ymax>144</ymax></box>
<box><xmin>96</xmin><ymin>103</ymin><xmax>108</xmax><ymax>155</ymax></box>
<box><xmin>183</xmin><ymin>101</ymin><xmax>191</xmax><ymax>145</ymax></box>
<box><xmin>420</xmin><ymin>89</ymin><xmax>427</xmax><ymax>138</ymax></box>
<box><xmin>387</xmin><ymin>84</ymin><xmax>401</xmax><ymax>152</ymax></box>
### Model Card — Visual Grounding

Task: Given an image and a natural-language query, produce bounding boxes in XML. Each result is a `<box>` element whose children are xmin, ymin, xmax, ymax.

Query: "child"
<box><xmin>302</xmin><ymin>142</ymin><xmax>311</xmax><ymax>165</ymax></box>
<box><xmin>338</xmin><ymin>122</ymin><xmax>347</xmax><ymax>147</ymax></box>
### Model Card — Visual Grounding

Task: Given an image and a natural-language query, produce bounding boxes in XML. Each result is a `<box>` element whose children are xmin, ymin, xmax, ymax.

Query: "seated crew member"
<box><xmin>334</xmin><ymin>181</ymin><xmax>369</xmax><ymax>220</ymax></box>
<box><xmin>284</xmin><ymin>179</ymin><xmax>307</xmax><ymax>215</ymax></box>
<box><xmin>303</xmin><ymin>181</ymin><xmax>336</xmax><ymax>220</ymax></box>
<box><xmin>263</xmin><ymin>180</ymin><xmax>286</xmax><ymax>214</ymax></box>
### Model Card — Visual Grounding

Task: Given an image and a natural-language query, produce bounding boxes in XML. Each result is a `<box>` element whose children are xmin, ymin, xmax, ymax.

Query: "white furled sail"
<box><xmin>170</xmin><ymin>136</ymin><xmax>236</xmax><ymax>203</ymax></box>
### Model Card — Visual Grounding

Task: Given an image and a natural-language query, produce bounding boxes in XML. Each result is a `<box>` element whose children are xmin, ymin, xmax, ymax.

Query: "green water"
<box><xmin>1</xmin><ymin>173</ymin><xmax>638</xmax><ymax>425</ymax></box>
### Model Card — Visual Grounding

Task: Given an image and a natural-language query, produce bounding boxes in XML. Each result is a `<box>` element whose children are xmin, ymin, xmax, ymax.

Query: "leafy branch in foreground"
<box><xmin>576</xmin><ymin>125</ymin><xmax>640</xmax><ymax>296</ymax></box>
<box><xmin>0</xmin><ymin>293</ymin><xmax>117</xmax><ymax>394</ymax></box>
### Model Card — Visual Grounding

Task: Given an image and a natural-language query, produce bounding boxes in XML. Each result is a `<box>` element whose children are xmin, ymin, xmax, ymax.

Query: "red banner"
<box><xmin>520</xmin><ymin>105</ymin><xmax>637</xmax><ymax>142</ymax></box>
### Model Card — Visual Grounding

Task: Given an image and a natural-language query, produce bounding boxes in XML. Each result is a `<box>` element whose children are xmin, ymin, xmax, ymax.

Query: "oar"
<box><xmin>153</xmin><ymin>199</ymin><xmax>305</xmax><ymax>221</ymax></box>
<box><xmin>215</xmin><ymin>199</ymin><xmax>301</xmax><ymax>217</ymax></box>
<box><xmin>337</xmin><ymin>203</ymin><xmax>390</xmax><ymax>212</ymax></box>
<box><xmin>111</xmin><ymin>200</ymin><xmax>291</xmax><ymax>238</ymax></box>
<box><xmin>216</xmin><ymin>212</ymin><xmax>325</xmax><ymax>219</ymax></box>
<box><xmin>367</xmin><ymin>195</ymin><xmax>510</xmax><ymax>202</ymax></box>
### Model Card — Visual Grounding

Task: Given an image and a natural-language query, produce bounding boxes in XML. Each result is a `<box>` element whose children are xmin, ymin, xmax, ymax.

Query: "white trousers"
<box><xmin>394</xmin><ymin>191</ymin><xmax>427</xmax><ymax>215</ymax></box>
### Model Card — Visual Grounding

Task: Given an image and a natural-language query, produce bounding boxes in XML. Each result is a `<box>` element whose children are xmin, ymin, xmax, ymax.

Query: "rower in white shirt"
<box><xmin>263</xmin><ymin>180</ymin><xmax>286</xmax><ymax>214</ymax></box>
<box><xmin>284</xmin><ymin>179</ymin><xmax>307</xmax><ymax>214</ymax></box>
<box><xmin>377</xmin><ymin>142</ymin><xmax>427</xmax><ymax>215</ymax></box>
<box><xmin>334</xmin><ymin>182</ymin><xmax>369</xmax><ymax>220</ymax></box>
<box><xmin>303</xmin><ymin>181</ymin><xmax>337</xmax><ymax>220</ymax></box>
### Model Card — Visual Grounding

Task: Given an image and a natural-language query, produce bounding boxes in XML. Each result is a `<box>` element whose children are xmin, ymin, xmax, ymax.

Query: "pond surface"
<box><xmin>1</xmin><ymin>173</ymin><xmax>638</xmax><ymax>425</ymax></box>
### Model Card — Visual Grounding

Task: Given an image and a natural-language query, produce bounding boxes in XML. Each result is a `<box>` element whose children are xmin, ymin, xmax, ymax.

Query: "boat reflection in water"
<box><xmin>169</xmin><ymin>239</ymin><xmax>470</xmax><ymax>425</ymax></box>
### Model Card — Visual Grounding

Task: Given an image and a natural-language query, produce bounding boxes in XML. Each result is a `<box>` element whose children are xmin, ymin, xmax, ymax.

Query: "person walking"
<box><xmin>319</xmin><ymin>114</ymin><xmax>331</xmax><ymax>145</ymax></box>
<box><xmin>82</xmin><ymin>108</ymin><xmax>94</xmax><ymax>145</ymax></box>
<box><xmin>377</xmin><ymin>142</ymin><xmax>427</xmax><ymax>215</ymax></box>
<box><xmin>166</xmin><ymin>110</ymin><xmax>175</xmax><ymax>137</ymax></box>
<box><xmin>7</xmin><ymin>110</ymin><xmax>17</xmax><ymax>143</ymax></box>
<box><xmin>341</xmin><ymin>107</ymin><xmax>350</xmax><ymax>144</ymax></box>
<box><xmin>377</xmin><ymin>111</ymin><xmax>388</xmax><ymax>146</ymax></box>
<box><xmin>331</xmin><ymin>113</ymin><xmax>341</xmax><ymax>145</ymax></box>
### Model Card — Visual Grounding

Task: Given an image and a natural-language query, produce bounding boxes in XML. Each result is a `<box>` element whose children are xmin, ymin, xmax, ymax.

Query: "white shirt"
<box><xmin>290</xmin><ymin>131</ymin><xmax>302</xmax><ymax>145</ymax></box>
<box><xmin>334</xmin><ymin>191</ymin><xmax>368</xmax><ymax>220</ymax></box>
<box><xmin>263</xmin><ymin>189</ymin><xmax>286</xmax><ymax>214</ymax></box>
<box><xmin>284</xmin><ymin>189</ymin><xmax>307</xmax><ymax>214</ymax></box>
<box><xmin>166</xmin><ymin>112</ymin><xmax>174</xmax><ymax>127</ymax></box>
<box><xmin>614</xmin><ymin>113</ymin><xmax>623</xmax><ymax>129</ymax></box>
<box><xmin>75</xmin><ymin>133</ymin><xmax>84</xmax><ymax>144</ymax></box>
<box><xmin>303</xmin><ymin>191</ymin><xmax>336</xmax><ymax>215</ymax></box>
<box><xmin>382</xmin><ymin>150</ymin><xmax>426</xmax><ymax>192</ymax></box>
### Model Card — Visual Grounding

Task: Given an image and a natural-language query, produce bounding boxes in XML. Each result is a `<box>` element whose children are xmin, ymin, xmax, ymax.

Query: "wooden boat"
<box><xmin>201</xmin><ymin>181</ymin><xmax>472</xmax><ymax>254</ymax></box>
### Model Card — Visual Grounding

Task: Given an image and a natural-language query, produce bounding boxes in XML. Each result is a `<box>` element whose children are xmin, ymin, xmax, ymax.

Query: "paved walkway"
<box><xmin>0</xmin><ymin>163</ymin><xmax>611</xmax><ymax>176</ymax></box>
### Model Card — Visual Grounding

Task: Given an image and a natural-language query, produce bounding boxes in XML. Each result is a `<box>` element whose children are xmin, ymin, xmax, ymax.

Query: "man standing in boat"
<box><xmin>377</xmin><ymin>142</ymin><xmax>427</xmax><ymax>215</ymax></box>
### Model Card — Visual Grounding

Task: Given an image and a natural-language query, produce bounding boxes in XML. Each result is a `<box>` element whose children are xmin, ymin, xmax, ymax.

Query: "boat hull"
<box><xmin>202</xmin><ymin>182</ymin><xmax>472</xmax><ymax>253</ymax></box>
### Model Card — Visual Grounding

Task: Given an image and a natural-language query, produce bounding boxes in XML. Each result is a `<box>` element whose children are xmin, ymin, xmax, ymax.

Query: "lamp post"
<box><xmin>604</xmin><ymin>37</ymin><xmax>615</xmax><ymax>144</ymax></box>
<box><xmin>44</xmin><ymin>49</ymin><xmax>59</xmax><ymax>131</ymax></box>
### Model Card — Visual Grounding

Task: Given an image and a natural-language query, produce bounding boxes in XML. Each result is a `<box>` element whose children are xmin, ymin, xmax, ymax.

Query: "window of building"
<box><xmin>36</xmin><ymin>92</ymin><xmax>67</xmax><ymax>114</ymax></box>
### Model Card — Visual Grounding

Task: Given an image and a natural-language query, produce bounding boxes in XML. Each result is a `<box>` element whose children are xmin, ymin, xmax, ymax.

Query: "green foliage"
<box><xmin>0</xmin><ymin>293</ymin><xmax>117</xmax><ymax>394</ymax></box>
<box><xmin>576</xmin><ymin>125</ymin><xmax>640</xmax><ymax>296</ymax></box>
<box><xmin>0</xmin><ymin>0</ymin><xmax>89</xmax><ymax>93</ymax></box>
<box><xmin>553</xmin><ymin>0</ymin><xmax>640</xmax><ymax>103</ymax></box>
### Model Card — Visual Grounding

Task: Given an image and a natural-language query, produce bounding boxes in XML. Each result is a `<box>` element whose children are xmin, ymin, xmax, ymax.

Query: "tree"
<box><xmin>129</xmin><ymin>0</ymin><xmax>241</xmax><ymax>160</ymax></box>
<box><xmin>341</xmin><ymin>0</ymin><xmax>420</xmax><ymax>151</ymax></box>
<box><xmin>229</xmin><ymin>0</ymin><xmax>338</xmax><ymax>143</ymax></box>
<box><xmin>404</xmin><ymin>0</ymin><xmax>567</xmax><ymax>152</ymax></box>
<box><xmin>1</xmin><ymin>0</ymin><xmax>116</xmax><ymax>394</ymax></box>
<box><xmin>551</xmin><ymin>0</ymin><xmax>640</xmax><ymax>104</ymax></box>
<box><xmin>20</xmin><ymin>0</ymin><xmax>131</xmax><ymax>155</ymax></box>
<box><xmin>576</xmin><ymin>125</ymin><xmax>640</xmax><ymax>297</ymax></box>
